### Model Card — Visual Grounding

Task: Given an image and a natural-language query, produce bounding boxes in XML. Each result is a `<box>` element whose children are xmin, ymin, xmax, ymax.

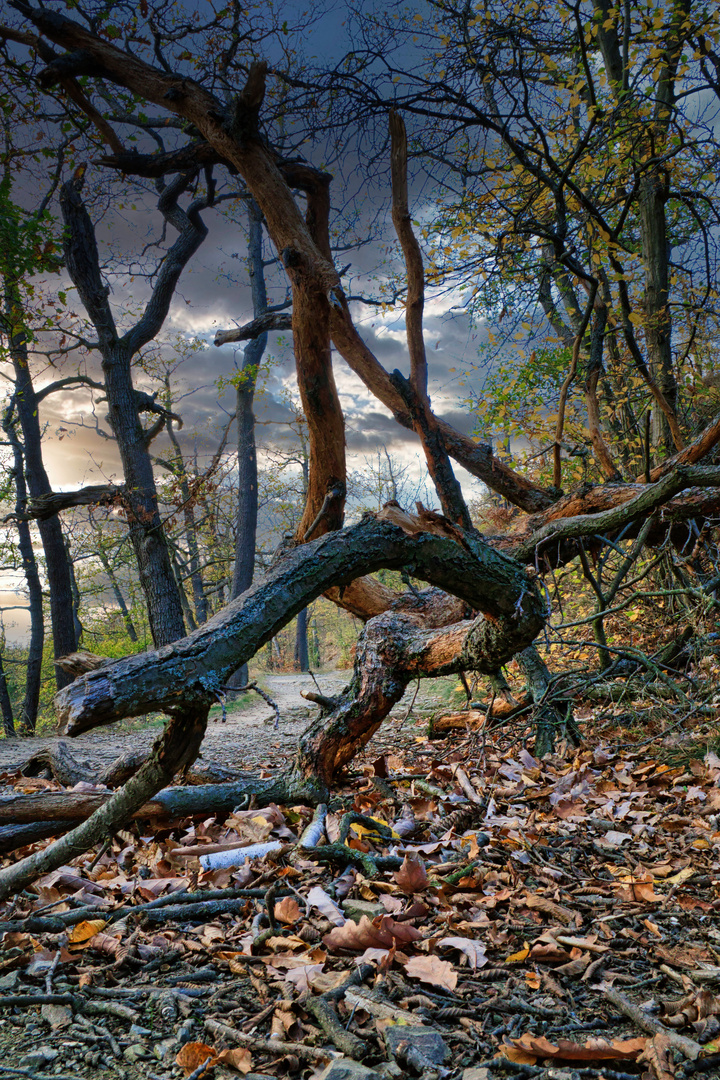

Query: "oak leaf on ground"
<box><xmin>506</xmin><ymin>1033</ymin><xmax>647</xmax><ymax>1062</ymax></box>
<box><xmin>323</xmin><ymin>914</ymin><xmax>422</xmax><ymax>953</ymax></box>
<box><xmin>405</xmin><ymin>953</ymin><xmax>458</xmax><ymax>991</ymax></box>
<box><xmin>393</xmin><ymin>853</ymin><xmax>429</xmax><ymax>893</ymax></box>
<box><xmin>175</xmin><ymin>1042</ymin><xmax>218</xmax><ymax>1076</ymax></box>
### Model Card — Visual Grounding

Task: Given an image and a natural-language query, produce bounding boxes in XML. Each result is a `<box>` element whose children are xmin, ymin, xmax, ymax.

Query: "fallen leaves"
<box><xmin>176</xmin><ymin>1042</ymin><xmax>218</xmax><ymax>1076</ymax></box>
<box><xmin>503</xmin><ymin>1033</ymin><xmax>648</xmax><ymax>1063</ymax></box>
<box><xmin>323</xmin><ymin>913</ymin><xmax>423</xmax><ymax>953</ymax></box>
<box><xmin>437</xmin><ymin>935</ymin><xmax>488</xmax><ymax>969</ymax></box>
<box><xmin>4</xmin><ymin>725</ymin><xmax>720</xmax><ymax>1080</ymax></box>
<box><xmin>274</xmin><ymin>896</ymin><xmax>301</xmax><ymax>925</ymax></box>
<box><xmin>393</xmin><ymin>853</ymin><xmax>429</xmax><ymax>893</ymax></box>
<box><xmin>67</xmin><ymin>918</ymin><xmax>107</xmax><ymax>946</ymax></box>
<box><xmin>404</xmin><ymin>954</ymin><xmax>458</xmax><ymax>991</ymax></box>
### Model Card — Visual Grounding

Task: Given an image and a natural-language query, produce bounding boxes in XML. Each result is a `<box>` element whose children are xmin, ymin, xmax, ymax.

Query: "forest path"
<box><xmin>0</xmin><ymin>671</ymin><xmax>452</xmax><ymax>776</ymax></box>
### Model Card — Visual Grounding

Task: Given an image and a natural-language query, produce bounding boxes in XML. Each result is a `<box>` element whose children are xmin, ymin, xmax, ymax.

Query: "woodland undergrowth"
<box><xmin>0</xmin><ymin>686</ymin><xmax>719</xmax><ymax>1080</ymax></box>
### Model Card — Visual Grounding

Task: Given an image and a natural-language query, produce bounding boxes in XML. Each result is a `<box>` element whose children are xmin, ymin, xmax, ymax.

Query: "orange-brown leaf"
<box><xmin>639</xmin><ymin>1034</ymin><xmax>675</xmax><ymax>1080</ymax></box>
<box><xmin>175</xmin><ymin>1042</ymin><xmax>218</xmax><ymax>1076</ymax></box>
<box><xmin>218</xmin><ymin>1048</ymin><xmax>254</xmax><ymax>1074</ymax></box>
<box><xmin>323</xmin><ymin>914</ymin><xmax>422</xmax><ymax>953</ymax></box>
<box><xmin>393</xmin><ymin>854</ymin><xmax>429</xmax><ymax>893</ymax></box>
<box><xmin>274</xmin><ymin>896</ymin><xmax>301</xmax><ymax>925</ymax></box>
<box><xmin>509</xmin><ymin>1033</ymin><xmax>647</xmax><ymax>1062</ymax></box>
<box><xmin>67</xmin><ymin>919</ymin><xmax>107</xmax><ymax>947</ymax></box>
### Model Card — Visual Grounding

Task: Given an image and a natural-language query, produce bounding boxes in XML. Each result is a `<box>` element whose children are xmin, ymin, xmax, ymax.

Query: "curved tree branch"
<box><xmin>214</xmin><ymin>311</ymin><xmax>292</xmax><ymax>346</ymax></box>
<box><xmin>55</xmin><ymin>515</ymin><xmax>544</xmax><ymax>735</ymax></box>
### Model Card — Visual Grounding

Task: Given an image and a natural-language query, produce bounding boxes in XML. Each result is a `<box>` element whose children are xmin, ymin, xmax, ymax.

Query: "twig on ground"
<box><xmin>603</xmin><ymin>986</ymin><xmax>703</xmax><ymax>1060</ymax></box>
<box><xmin>205</xmin><ymin>1016</ymin><xmax>335</xmax><ymax>1063</ymax></box>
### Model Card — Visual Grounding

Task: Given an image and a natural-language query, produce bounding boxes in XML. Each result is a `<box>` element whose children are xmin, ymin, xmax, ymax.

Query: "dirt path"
<box><xmin>0</xmin><ymin>671</ymin><xmax>454</xmax><ymax>776</ymax></box>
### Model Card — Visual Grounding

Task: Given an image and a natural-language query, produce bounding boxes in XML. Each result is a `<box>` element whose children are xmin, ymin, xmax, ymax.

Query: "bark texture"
<box><xmin>55</xmin><ymin>517</ymin><xmax>544</xmax><ymax>734</ymax></box>
<box><xmin>58</xmin><ymin>169</ymin><xmax>211</xmax><ymax>646</ymax></box>
<box><xmin>5</xmin><ymin>307</ymin><xmax>78</xmax><ymax>688</ymax></box>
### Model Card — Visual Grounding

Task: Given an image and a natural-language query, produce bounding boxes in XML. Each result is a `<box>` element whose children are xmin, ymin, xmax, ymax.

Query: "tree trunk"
<box><xmin>515</xmin><ymin>645</ymin><xmax>580</xmax><ymax>756</ymax></box>
<box><xmin>6</xmin><ymin>307</ymin><xmax>77</xmax><ymax>689</ymax></box>
<box><xmin>59</xmin><ymin>171</ymin><xmax>207</xmax><ymax>649</ymax></box>
<box><xmin>2</xmin><ymin>409</ymin><xmax>44</xmax><ymax>733</ymax></box>
<box><xmin>639</xmin><ymin>171</ymin><xmax>677</xmax><ymax>453</ymax></box>
<box><xmin>102</xmin><ymin>341</ymin><xmax>187</xmax><ymax>646</ymax></box>
<box><xmin>295</xmin><ymin>607</ymin><xmax>309</xmax><ymax>671</ymax></box>
<box><xmin>0</xmin><ymin>656</ymin><xmax>15</xmax><ymax>738</ymax></box>
<box><xmin>65</xmin><ymin>534</ymin><xmax>84</xmax><ymax>646</ymax></box>
<box><xmin>292</xmin><ymin>585</ymin><xmax>540</xmax><ymax>785</ymax></box>
<box><xmin>227</xmin><ymin>201</ymin><xmax>268</xmax><ymax>689</ymax></box>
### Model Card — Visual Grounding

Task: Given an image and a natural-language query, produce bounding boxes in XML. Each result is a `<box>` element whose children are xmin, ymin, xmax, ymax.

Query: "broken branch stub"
<box><xmin>55</xmin><ymin>517</ymin><xmax>545</xmax><ymax>735</ymax></box>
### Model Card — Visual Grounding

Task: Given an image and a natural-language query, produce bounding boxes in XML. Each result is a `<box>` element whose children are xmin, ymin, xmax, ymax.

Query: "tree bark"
<box><xmin>2</xmin><ymin>406</ymin><xmax>44</xmax><ymax>733</ymax></box>
<box><xmin>0</xmin><ymin>656</ymin><xmax>15</xmax><ymax>738</ymax></box>
<box><xmin>231</xmin><ymin>199</ymin><xmax>265</xmax><ymax>604</ymax></box>
<box><xmin>4</xmin><ymin>303</ymin><xmax>78</xmax><ymax>689</ymax></box>
<box><xmin>54</xmin><ymin>517</ymin><xmax>544</xmax><ymax>735</ymax></box>
<box><xmin>389</xmin><ymin>110</ymin><xmax>472</xmax><ymax>528</ymax></box>
<box><xmin>639</xmin><ymin>171</ymin><xmax>676</xmax><ymax>452</ymax></box>
<box><xmin>295</xmin><ymin>607</ymin><xmax>309</xmax><ymax>671</ymax></box>
<box><xmin>292</xmin><ymin>582</ymin><xmax>541</xmax><ymax>785</ymax></box>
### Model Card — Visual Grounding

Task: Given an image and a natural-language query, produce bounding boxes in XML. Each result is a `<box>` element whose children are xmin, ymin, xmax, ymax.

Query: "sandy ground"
<box><xmin>0</xmin><ymin>671</ymin><xmax>452</xmax><ymax>776</ymax></box>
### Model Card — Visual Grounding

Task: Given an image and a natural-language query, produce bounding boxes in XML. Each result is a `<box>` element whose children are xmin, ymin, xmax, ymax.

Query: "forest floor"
<box><xmin>0</xmin><ymin>674</ymin><xmax>719</xmax><ymax>1080</ymax></box>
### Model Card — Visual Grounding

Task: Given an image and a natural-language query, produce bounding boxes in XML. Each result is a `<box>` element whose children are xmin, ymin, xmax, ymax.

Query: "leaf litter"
<box><xmin>1</xmin><ymin>726</ymin><xmax>720</xmax><ymax>1080</ymax></box>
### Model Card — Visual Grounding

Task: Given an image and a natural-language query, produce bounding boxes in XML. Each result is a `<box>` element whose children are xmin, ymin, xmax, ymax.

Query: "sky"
<box><xmin>0</xmin><ymin>0</ymin><xmax>501</xmax><ymax>643</ymax></box>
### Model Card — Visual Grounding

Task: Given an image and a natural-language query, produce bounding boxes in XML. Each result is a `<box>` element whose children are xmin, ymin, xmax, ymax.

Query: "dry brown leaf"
<box><xmin>437</xmin><ymin>936</ymin><xmax>488</xmax><ymax>970</ymax></box>
<box><xmin>84</xmin><ymin>932</ymin><xmax>122</xmax><ymax>957</ymax></box>
<box><xmin>508</xmin><ymin>1033</ymin><xmax>647</xmax><ymax>1062</ymax></box>
<box><xmin>639</xmin><ymin>1034</ymin><xmax>675</xmax><ymax>1080</ymax></box>
<box><xmin>393</xmin><ymin>854</ymin><xmax>429</xmax><ymax>893</ymax></box>
<box><xmin>555</xmin><ymin>951</ymin><xmax>592</xmax><ymax>977</ymax></box>
<box><xmin>405</xmin><ymin>954</ymin><xmax>458</xmax><ymax>991</ymax></box>
<box><xmin>323</xmin><ymin>914</ymin><xmax>422</xmax><ymax>953</ymax></box>
<box><xmin>272</xmin><ymin>963</ymin><xmax>325</xmax><ymax>992</ymax></box>
<box><xmin>306</xmin><ymin>885</ymin><xmax>345</xmax><ymax>926</ymax></box>
<box><xmin>522</xmin><ymin>894</ymin><xmax>577</xmax><ymax>926</ymax></box>
<box><xmin>175</xmin><ymin>1042</ymin><xmax>218</xmax><ymax>1076</ymax></box>
<box><xmin>67</xmin><ymin>919</ymin><xmax>107</xmax><ymax>947</ymax></box>
<box><xmin>274</xmin><ymin>896</ymin><xmax>301</xmax><ymax>925</ymax></box>
<box><xmin>528</xmin><ymin>941</ymin><xmax>573</xmax><ymax>964</ymax></box>
<box><xmin>498</xmin><ymin>1043</ymin><xmax>538</xmax><ymax>1064</ymax></box>
<box><xmin>218</xmin><ymin>1048</ymin><xmax>254</xmax><ymax>1074</ymax></box>
<box><xmin>613</xmin><ymin>874</ymin><xmax>657</xmax><ymax>903</ymax></box>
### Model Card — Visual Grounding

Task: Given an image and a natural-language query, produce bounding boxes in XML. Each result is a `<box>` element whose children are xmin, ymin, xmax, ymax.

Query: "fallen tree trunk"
<box><xmin>12</xmin><ymin>740</ymin><xmax>241</xmax><ymax>789</ymax></box>
<box><xmin>55</xmin><ymin>517</ymin><xmax>542</xmax><ymax>735</ymax></box>
<box><xmin>0</xmin><ymin>773</ymin><xmax>297</xmax><ymax>852</ymax></box>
